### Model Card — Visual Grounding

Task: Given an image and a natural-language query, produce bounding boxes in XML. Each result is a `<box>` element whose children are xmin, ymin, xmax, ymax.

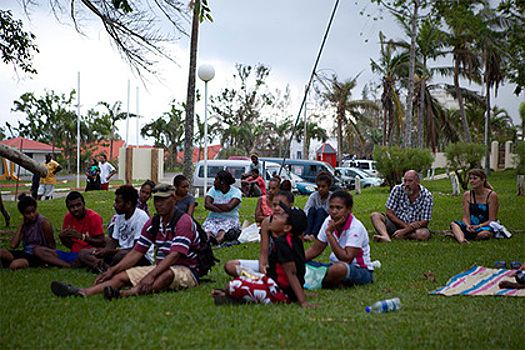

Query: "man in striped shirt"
<box><xmin>50</xmin><ymin>184</ymin><xmax>200</xmax><ymax>300</ymax></box>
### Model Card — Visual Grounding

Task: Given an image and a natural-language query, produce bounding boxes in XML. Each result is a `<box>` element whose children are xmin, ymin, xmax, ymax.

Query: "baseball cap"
<box><xmin>279</xmin><ymin>201</ymin><xmax>307</xmax><ymax>236</ymax></box>
<box><xmin>152</xmin><ymin>184</ymin><xmax>175</xmax><ymax>198</ymax></box>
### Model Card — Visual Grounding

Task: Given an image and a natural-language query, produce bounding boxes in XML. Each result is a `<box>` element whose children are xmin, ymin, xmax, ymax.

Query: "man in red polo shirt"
<box><xmin>241</xmin><ymin>168</ymin><xmax>266</xmax><ymax>197</ymax></box>
<box><xmin>33</xmin><ymin>191</ymin><xmax>105</xmax><ymax>267</ymax></box>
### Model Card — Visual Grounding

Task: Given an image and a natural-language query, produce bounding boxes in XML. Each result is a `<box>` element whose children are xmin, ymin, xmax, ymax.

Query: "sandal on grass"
<box><xmin>103</xmin><ymin>286</ymin><xmax>120</xmax><ymax>301</ymax></box>
<box><xmin>51</xmin><ymin>281</ymin><xmax>83</xmax><ymax>297</ymax></box>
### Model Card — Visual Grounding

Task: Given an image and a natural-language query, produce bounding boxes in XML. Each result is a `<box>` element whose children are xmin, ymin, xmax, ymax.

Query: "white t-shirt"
<box><xmin>110</xmin><ymin>209</ymin><xmax>153</xmax><ymax>263</ymax></box>
<box><xmin>317</xmin><ymin>214</ymin><xmax>373</xmax><ymax>270</ymax></box>
<box><xmin>99</xmin><ymin>161</ymin><xmax>116</xmax><ymax>184</ymax></box>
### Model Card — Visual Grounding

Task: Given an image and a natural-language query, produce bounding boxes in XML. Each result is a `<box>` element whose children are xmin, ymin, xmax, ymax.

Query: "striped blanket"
<box><xmin>430</xmin><ymin>265</ymin><xmax>524</xmax><ymax>297</ymax></box>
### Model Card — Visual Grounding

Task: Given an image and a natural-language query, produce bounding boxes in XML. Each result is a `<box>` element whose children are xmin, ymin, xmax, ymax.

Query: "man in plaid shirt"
<box><xmin>371</xmin><ymin>170</ymin><xmax>433</xmax><ymax>242</ymax></box>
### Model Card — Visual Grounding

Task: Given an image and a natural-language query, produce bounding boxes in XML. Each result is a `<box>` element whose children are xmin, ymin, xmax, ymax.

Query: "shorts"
<box><xmin>452</xmin><ymin>221</ymin><xmax>493</xmax><ymax>240</ymax></box>
<box><xmin>3</xmin><ymin>250</ymin><xmax>43</xmax><ymax>267</ymax></box>
<box><xmin>56</xmin><ymin>250</ymin><xmax>78</xmax><ymax>263</ymax></box>
<box><xmin>237</xmin><ymin>259</ymin><xmax>261</xmax><ymax>272</ymax></box>
<box><xmin>37</xmin><ymin>184</ymin><xmax>55</xmax><ymax>197</ymax></box>
<box><xmin>126</xmin><ymin>265</ymin><xmax>198</xmax><ymax>290</ymax></box>
<box><xmin>227</xmin><ymin>275</ymin><xmax>290</xmax><ymax>304</ymax></box>
<box><xmin>101</xmin><ymin>183</ymin><xmax>109</xmax><ymax>191</ymax></box>
<box><xmin>383</xmin><ymin>214</ymin><xmax>430</xmax><ymax>237</ymax></box>
<box><xmin>307</xmin><ymin>261</ymin><xmax>373</xmax><ymax>286</ymax></box>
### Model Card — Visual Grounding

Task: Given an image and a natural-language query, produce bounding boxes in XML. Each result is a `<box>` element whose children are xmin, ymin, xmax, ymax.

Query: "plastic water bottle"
<box><xmin>371</xmin><ymin>260</ymin><xmax>382</xmax><ymax>269</ymax></box>
<box><xmin>366</xmin><ymin>298</ymin><xmax>401</xmax><ymax>313</ymax></box>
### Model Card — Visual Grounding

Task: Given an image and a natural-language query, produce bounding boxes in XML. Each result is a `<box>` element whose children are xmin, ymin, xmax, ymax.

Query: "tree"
<box><xmin>96</xmin><ymin>101</ymin><xmax>130</xmax><ymax>160</ymax></box>
<box><xmin>0</xmin><ymin>9</ymin><xmax>39</xmax><ymax>74</ymax></box>
<box><xmin>295</xmin><ymin>120</ymin><xmax>328</xmax><ymax>158</ymax></box>
<box><xmin>316</xmin><ymin>73</ymin><xmax>379</xmax><ymax>162</ymax></box>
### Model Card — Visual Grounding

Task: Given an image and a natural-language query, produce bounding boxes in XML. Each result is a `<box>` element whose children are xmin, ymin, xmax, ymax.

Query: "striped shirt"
<box><xmin>134</xmin><ymin>212</ymin><xmax>200</xmax><ymax>273</ymax></box>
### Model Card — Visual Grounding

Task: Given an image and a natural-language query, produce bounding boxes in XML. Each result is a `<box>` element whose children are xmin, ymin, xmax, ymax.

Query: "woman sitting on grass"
<box><xmin>224</xmin><ymin>188</ymin><xmax>295</xmax><ymax>277</ymax></box>
<box><xmin>0</xmin><ymin>194</ymin><xmax>55</xmax><ymax>270</ymax></box>
<box><xmin>213</xmin><ymin>203</ymin><xmax>316</xmax><ymax>308</ymax></box>
<box><xmin>304</xmin><ymin>171</ymin><xmax>333</xmax><ymax>241</ymax></box>
<box><xmin>254</xmin><ymin>177</ymin><xmax>281</xmax><ymax>225</ymax></box>
<box><xmin>202</xmin><ymin>170</ymin><xmax>242</xmax><ymax>245</ymax></box>
<box><xmin>137</xmin><ymin>180</ymin><xmax>155</xmax><ymax>216</ymax></box>
<box><xmin>173</xmin><ymin>174</ymin><xmax>196</xmax><ymax>217</ymax></box>
<box><xmin>449</xmin><ymin>169</ymin><xmax>500</xmax><ymax>244</ymax></box>
<box><xmin>305</xmin><ymin>190</ymin><xmax>374</xmax><ymax>288</ymax></box>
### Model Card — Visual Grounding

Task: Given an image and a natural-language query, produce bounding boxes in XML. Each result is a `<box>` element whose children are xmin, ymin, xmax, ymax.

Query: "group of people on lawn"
<box><xmin>1</xmin><ymin>160</ymin><xmax>515</xmax><ymax>307</ymax></box>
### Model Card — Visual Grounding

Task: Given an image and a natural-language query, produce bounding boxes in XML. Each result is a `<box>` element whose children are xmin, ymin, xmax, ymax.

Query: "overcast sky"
<box><xmin>1</xmin><ymin>0</ymin><xmax>523</xmax><ymax>146</ymax></box>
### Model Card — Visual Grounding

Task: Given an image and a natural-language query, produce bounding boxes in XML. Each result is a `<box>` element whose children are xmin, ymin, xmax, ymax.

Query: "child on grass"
<box><xmin>213</xmin><ymin>203</ymin><xmax>317</xmax><ymax>308</ymax></box>
<box><xmin>304</xmin><ymin>171</ymin><xmax>333</xmax><ymax>241</ymax></box>
<box><xmin>0</xmin><ymin>194</ymin><xmax>55</xmax><ymax>270</ymax></box>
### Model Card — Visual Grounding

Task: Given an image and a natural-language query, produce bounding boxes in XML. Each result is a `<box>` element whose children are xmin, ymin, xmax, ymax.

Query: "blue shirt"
<box><xmin>206</xmin><ymin>186</ymin><xmax>242</xmax><ymax>220</ymax></box>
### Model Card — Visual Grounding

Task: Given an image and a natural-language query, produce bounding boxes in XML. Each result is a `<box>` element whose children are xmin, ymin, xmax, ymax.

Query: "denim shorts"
<box><xmin>306</xmin><ymin>261</ymin><xmax>373</xmax><ymax>286</ymax></box>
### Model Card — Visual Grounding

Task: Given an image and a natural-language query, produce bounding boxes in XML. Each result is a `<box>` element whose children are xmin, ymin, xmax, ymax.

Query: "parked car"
<box><xmin>343</xmin><ymin>159</ymin><xmax>378</xmax><ymax>176</ymax></box>
<box><xmin>259</xmin><ymin>157</ymin><xmax>345</xmax><ymax>190</ymax></box>
<box><xmin>335</xmin><ymin>167</ymin><xmax>382</xmax><ymax>188</ymax></box>
<box><xmin>289</xmin><ymin>172</ymin><xmax>317</xmax><ymax>195</ymax></box>
<box><xmin>193</xmin><ymin>159</ymin><xmax>296</xmax><ymax>193</ymax></box>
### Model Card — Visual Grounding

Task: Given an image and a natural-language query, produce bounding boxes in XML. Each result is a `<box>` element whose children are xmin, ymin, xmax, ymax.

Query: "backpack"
<box><xmin>149</xmin><ymin>208</ymin><xmax>219</xmax><ymax>277</ymax></box>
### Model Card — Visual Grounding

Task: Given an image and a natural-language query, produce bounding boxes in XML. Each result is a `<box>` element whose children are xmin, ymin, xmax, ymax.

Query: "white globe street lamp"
<box><xmin>198</xmin><ymin>64</ymin><xmax>215</xmax><ymax>194</ymax></box>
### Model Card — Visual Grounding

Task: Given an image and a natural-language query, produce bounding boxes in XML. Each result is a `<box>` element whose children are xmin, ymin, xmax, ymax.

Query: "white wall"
<box><xmin>118</xmin><ymin>148</ymin><xmax>164</xmax><ymax>181</ymax></box>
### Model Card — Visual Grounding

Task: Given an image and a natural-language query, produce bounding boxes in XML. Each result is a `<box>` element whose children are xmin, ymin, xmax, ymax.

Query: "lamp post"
<box><xmin>198</xmin><ymin>64</ymin><xmax>215</xmax><ymax>195</ymax></box>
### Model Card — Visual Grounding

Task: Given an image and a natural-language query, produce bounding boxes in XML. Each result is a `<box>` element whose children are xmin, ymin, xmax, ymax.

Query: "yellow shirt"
<box><xmin>40</xmin><ymin>160</ymin><xmax>60</xmax><ymax>185</ymax></box>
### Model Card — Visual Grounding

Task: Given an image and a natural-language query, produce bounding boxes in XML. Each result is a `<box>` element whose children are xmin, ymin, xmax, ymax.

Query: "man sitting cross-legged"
<box><xmin>370</xmin><ymin>170</ymin><xmax>433</xmax><ymax>242</ymax></box>
<box><xmin>50</xmin><ymin>184</ymin><xmax>200</xmax><ymax>300</ymax></box>
<box><xmin>34</xmin><ymin>191</ymin><xmax>105</xmax><ymax>267</ymax></box>
<box><xmin>77</xmin><ymin>185</ymin><xmax>153</xmax><ymax>273</ymax></box>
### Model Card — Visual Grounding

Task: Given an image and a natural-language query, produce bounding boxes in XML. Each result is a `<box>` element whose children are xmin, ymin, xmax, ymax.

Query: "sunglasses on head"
<box><xmin>153</xmin><ymin>186</ymin><xmax>172</xmax><ymax>193</ymax></box>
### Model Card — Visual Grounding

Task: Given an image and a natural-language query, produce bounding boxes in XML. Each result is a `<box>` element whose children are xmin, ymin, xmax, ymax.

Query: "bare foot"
<box><xmin>459</xmin><ymin>239</ymin><xmax>469</xmax><ymax>244</ymax></box>
<box><xmin>444</xmin><ymin>232</ymin><xmax>454</xmax><ymax>238</ymax></box>
<box><xmin>211</xmin><ymin>289</ymin><xmax>226</xmax><ymax>297</ymax></box>
<box><xmin>373</xmin><ymin>235</ymin><xmax>391</xmax><ymax>242</ymax></box>
<box><xmin>304</xmin><ymin>235</ymin><xmax>314</xmax><ymax>242</ymax></box>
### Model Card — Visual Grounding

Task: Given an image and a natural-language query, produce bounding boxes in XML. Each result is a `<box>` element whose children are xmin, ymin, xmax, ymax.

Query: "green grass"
<box><xmin>1</xmin><ymin>172</ymin><xmax>524</xmax><ymax>349</ymax></box>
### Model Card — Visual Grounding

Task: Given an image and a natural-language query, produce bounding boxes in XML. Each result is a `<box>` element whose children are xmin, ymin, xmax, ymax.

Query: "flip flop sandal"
<box><xmin>103</xmin><ymin>286</ymin><xmax>121</xmax><ymax>301</ymax></box>
<box><xmin>51</xmin><ymin>281</ymin><xmax>82</xmax><ymax>297</ymax></box>
<box><xmin>494</xmin><ymin>261</ymin><xmax>507</xmax><ymax>269</ymax></box>
<box><xmin>510</xmin><ymin>261</ymin><xmax>522</xmax><ymax>270</ymax></box>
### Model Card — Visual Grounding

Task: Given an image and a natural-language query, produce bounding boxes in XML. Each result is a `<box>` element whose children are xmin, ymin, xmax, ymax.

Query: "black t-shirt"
<box><xmin>267</xmin><ymin>233</ymin><xmax>305</xmax><ymax>301</ymax></box>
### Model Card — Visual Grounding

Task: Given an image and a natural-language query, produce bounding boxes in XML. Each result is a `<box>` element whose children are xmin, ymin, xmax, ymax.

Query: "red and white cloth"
<box><xmin>227</xmin><ymin>275</ymin><xmax>290</xmax><ymax>304</ymax></box>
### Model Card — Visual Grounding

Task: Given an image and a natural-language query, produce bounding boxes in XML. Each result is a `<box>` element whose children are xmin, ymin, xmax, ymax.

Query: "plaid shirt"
<box><xmin>385</xmin><ymin>184</ymin><xmax>433</xmax><ymax>224</ymax></box>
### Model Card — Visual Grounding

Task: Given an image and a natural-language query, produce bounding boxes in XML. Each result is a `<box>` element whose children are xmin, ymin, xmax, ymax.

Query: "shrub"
<box><xmin>372</xmin><ymin>146</ymin><xmax>434</xmax><ymax>189</ymax></box>
<box><xmin>444</xmin><ymin>142</ymin><xmax>484</xmax><ymax>190</ymax></box>
<box><xmin>514</xmin><ymin>141</ymin><xmax>525</xmax><ymax>175</ymax></box>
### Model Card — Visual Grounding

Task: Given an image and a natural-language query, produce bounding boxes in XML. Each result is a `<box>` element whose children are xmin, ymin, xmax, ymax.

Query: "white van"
<box><xmin>343</xmin><ymin>159</ymin><xmax>378</xmax><ymax>176</ymax></box>
<box><xmin>193</xmin><ymin>159</ymin><xmax>296</xmax><ymax>194</ymax></box>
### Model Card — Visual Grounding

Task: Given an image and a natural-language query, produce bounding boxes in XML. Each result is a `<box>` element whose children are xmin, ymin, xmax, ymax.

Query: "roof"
<box><xmin>176</xmin><ymin>145</ymin><xmax>222</xmax><ymax>163</ymax></box>
<box><xmin>316</xmin><ymin>142</ymin><xmax>337</xmax><ymax>154</ymax></box>
<box><xmin>0</xmin><ymin>137</ymin><xmax>62</xmax><ymax>153</ymax></box>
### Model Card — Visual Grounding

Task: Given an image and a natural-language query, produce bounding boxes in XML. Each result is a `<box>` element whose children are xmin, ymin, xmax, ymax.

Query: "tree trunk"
<box><xmin>484</xmin><ymin>47</ymin><xmax>491</xmax><ymax>177</ymax></box>
<box><xmin>0</xmin><ymin>144</ymin><xmax>47</xmax><ymax>177</ymax></box>
<box><xmin>403</xmin><ymin>0</ymin><xmax>419</xmax><ymax>148</ymax></box>
<box><xmin>183</xmin><ymin>2</ymin><xmax>200</xmax><ymax>186</ymax></box>
<box><xmin>418</xmin><ymin>77</ymin><xmax>425</xmax><ymax>149</ymax></box>
<box><xmin>0</xmin><ymin>192</ymin><xmax>10</xmax><ymax>227</ymax></box>
<box><xmin>454</xmin><ymin>55</ymin><xmax>472</xmax><ymax>143</ymax></box>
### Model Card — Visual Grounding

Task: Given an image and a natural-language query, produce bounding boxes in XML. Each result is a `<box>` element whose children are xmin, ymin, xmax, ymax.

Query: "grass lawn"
<box><xmin>1</xmin><ymin>171</ymin><xmax>523</xmax><ymax>349</ymax></box>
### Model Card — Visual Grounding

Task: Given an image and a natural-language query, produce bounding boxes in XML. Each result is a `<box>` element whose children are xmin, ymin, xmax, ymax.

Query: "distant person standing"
<box><xmin>99</xmin><ymin>154</ymin><xmax>116</xmax><ymax>191</ymax></box>
<box><xmin>248</xmin><ymin>154</ymin><xmax>262</xmax><ymax>174</ymax></box>
<box><xmin>38</xmin><ymin>153</ymin><xmax>62</xmax><ymax>200</ymax></box>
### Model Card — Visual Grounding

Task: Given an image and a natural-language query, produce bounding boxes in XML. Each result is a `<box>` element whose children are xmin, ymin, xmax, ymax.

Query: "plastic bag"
<box><xmin>304</xmin><ymin>263</ymin><xmax>328</xmax><ymax>290</ymax></box>
<box><xmin>237</xmin><ymin>223</ymin><xmax>260</xmax><ymax>243</ymax></box>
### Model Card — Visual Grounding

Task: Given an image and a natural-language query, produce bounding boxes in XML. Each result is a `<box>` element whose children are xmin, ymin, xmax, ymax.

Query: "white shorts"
<box><xmin>126</xmin><ymin>265</ymin><xmax>198</xmax><ymax>290</ymax></box>
<box><xmin>237</xmin><ymin>259</ymin><xmax>261</xmax><ymax>272</ymax></box>
<box><xmin>37</xmin><ymin>184</ymin><xmax>55</xmax><ymax>197</ymax></box>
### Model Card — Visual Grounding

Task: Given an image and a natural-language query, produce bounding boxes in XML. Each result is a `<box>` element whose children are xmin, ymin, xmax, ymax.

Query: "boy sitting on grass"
<box><xmin>213</xmin><ymin>203</ymin><xmax>317</xmax><ymax>308</ymax></box>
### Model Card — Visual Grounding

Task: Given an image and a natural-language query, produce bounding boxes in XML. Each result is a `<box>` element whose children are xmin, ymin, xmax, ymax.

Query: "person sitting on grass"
<box><xmin>173</xmin><ymin>174</ymin><xmax>197</xmax><ymax>217</ymax></box>
<box><xmin>202</xmin><ymin>170</ymin><xmax>242</xmax><ymax>245</ymax></box>
<box><xmin>213</xmin><ymin>203</ymin><xmax>317</xmax><ymax>308</ymax></box>
<box><xmin>449</xmin><ymin>169</ymin><xmax>499</xmax><ymax>244</ymax></box>
<box><xmin>305</xmin><ymin>190</ymin><xmax>374</xmax><ymax>289</ymax></box>
<box><xmin>370</xmin><ymin>170</ymin><xmax>433</xmax><ymax>242</ymax></box>
<box><xmin>224</xmin><ymin>188</ymin><xmax>295</xmax><ymax>277</ymax></box>
<box><xmin>304</xmin><ymin>171</ymin><xmax>333</xmax><ymax>241</ymax></box>
<box><xmin>50</xmin><ymin>184</ymin><xmax>201</xmax><ymax>300</ymax></box>
<box><xmin>77</xmin><ymin>185</ymin><xmax>153</xmax><ymax>273</ymax></box>
<box><xmin>33</xmin><ymin>191</ymin><xmax>105</xmax><ymax>268</ymax></box>
<box><xmin>241</xmin><ymin>168</ymin><xmax>266</xmax><ymax>198</ymax></box>
<box><xmin>137</xmin><ymin>180</ymin><xmax>155</xmax><ymax>216</ymax></box>
<box><xmin>0</xmin><ymin>194</ymin><xmax>55</xmax><ymax>270</ymax></box>
<box><xmin>254</xmin><ymin>177</ymin><xmax>281</xmax><ymax>225</ymax></box>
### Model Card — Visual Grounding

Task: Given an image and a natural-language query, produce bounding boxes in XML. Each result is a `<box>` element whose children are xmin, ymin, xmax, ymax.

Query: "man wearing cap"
<box><xmin>38</xmin><ymin>153</ymin><xmax>62</xmax><ymax>200</ymax></box>
<box><xmin>248</xmin><ymin>154</ymin><xmax>262</xmax><ymax>174</ymax></box>
<box><xmin>370</xmin><ymin>170</ymin><xmax>433</xmax><ymax>242</ymax></box>
<box><xmin>50</xmin><ymin>184</ymin><xmax>201</xmax><ymax>300</ymax></box>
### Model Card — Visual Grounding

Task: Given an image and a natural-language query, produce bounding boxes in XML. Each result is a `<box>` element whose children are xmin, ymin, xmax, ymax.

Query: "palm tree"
<box><xmin>371</xmin><ymin>32</ymin><xmax>408</xmax><ymax>146</ymax></box>
<box><xmin>97</xmin><ymin>101</ymin><xmax>129</xmax><ymax>161</ymax></box>
<box><xmin>295</xmin><ymin>119</ymin><xmax>328</xmax><ymax>158</ymax></box>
